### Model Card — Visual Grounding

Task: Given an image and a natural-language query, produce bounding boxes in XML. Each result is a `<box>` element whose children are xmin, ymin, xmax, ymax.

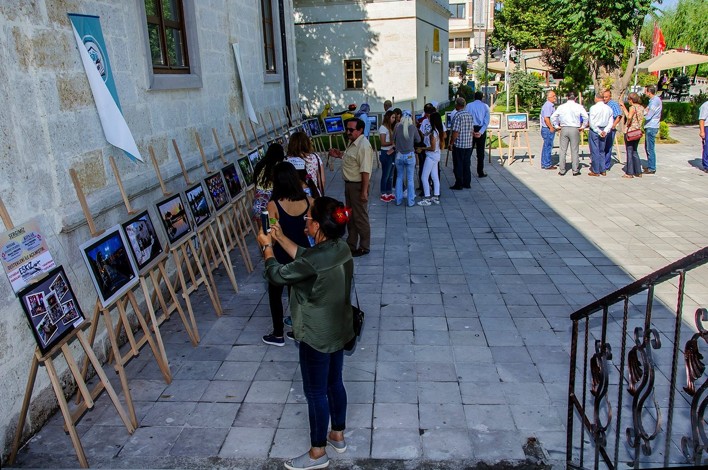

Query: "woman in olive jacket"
<box><xmin>257</xmin><ymin>196</ymin><xmax>354</xmax><ymax>470</ymax></box>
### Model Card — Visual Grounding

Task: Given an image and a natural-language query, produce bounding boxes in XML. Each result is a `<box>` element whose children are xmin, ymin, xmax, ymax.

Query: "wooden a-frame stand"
<box><xmin>68</xmin><ymin>169</ymin><xmax>173</xmax><ymax>431</ymax></box>
<box><xmin>487</xmin><ymin>129</ymin><xmax>504</xmax><ymax>164</ymax></box>
<box><xmin>2</xmin><ymin>199</ymin><xmax>134</xmax><ymax>469</ymax></box>
<box><xmin>153</xmin><ymin>146</ymin><xmax>224</xmax><ymax>319</ymax></box>
<box><xmin>504</xmin><ymin>130</ymin><xmax>532</xmax><ymax>165</ymax></box>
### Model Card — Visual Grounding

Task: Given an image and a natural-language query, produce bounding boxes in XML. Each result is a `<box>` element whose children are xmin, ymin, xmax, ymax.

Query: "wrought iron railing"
<box><xmin>567</xmin><ymin>246</ymin><xmax>708</xmax><ymax>469</ymax></box>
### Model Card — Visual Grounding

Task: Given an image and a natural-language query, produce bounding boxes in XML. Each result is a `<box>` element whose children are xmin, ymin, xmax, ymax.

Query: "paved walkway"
<box><xmin>9</xmin><ymin>124</ymin><xmax>708</xmax><ymax>469</ymax></box>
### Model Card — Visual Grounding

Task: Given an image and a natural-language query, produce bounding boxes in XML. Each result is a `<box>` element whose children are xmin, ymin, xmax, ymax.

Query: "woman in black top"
<box><xmin>262</xmin><ymin>162</ymin><xmax>311</xmax><ymax>346</ymax></box>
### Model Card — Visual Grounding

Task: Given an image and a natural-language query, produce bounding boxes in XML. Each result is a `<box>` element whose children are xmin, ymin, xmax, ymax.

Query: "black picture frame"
<box><xmin>18</xmin><ymin>265</ymin><xmax>86</xmax><ymax>354</ymax></box>
<box><xmin>120</xmin><ymin>210</ymin><xmax>164</xmax><ymax>271</ymax></box>
<box><xmin>204</xmin><ymin>172</ymin><xmax>230</xmax><ymax>212</ymax></box>
<box><xmin>185</xmin><ymin>182</ymin><xmax>212</xmax><ymax>228</ymax></box>
<box><xmin>155</xmin><ymin>193</ymin><xmax>192</xmax><ymax>246</ymax></box>
<box><xmin>221</xmin><ymin>163</ymin><xmax>243</xmax><ymax>199</ymax></box>
<box><xmin>237</xmin><ymin>156</ymin><xmax>254</xmax><ymax>186</ymax></box>
<box><xmin>79</xmin><ymin>225</ymin><xmax>140</xmax><ymax>308</ymax></box>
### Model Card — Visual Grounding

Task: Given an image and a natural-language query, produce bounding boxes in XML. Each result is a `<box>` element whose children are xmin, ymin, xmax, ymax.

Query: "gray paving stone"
<box><xmin>199</xmin><ymin>380</ymin><xmax>251</xmax><ymax>403</ymax></box>
<box><xmin>421</xmin><ymin>428</ymin><xmax>475</xmax><ymax>460</ymax></box>
<box><xmin>373</xmin><ymin>403</ymin><xmax>419</xmax><ymax>429</ymax></box>
<box><xmin>374</xmin><ymin>381</ymin><xmax>418</xmax><ymax>403</ymax></box>
<box><xmin>419</xmin><ymin>403</ymin><xmax>467</xmax><ymax>429</ymax></box>
<box><xmin>219</xmin><ymin>426</ymin><xmax>275</xmax><ymax>458</ymax></box>
<box><xmin>244</xmin><ymin>380</ymin><xmax>293</xmax><ymax>403</ymax></box>
<box><xmin>141</xmin><ymin>401</ymin><xmax>197</xmax><ymax>426</ymax></box>
<box><xmin>170</xmin><ymin>427</ymin><xmax>229</xmax><ymax>456</ymax></box>
<box><xmin>119</xmin><ymin>426</ymin><xmax>182</xmax><ymax>456</ymax></box>
<box><xmin>232</xmin><ymin>403</ymin><xmax>284</xmax><ymax>428</ymax></box>
<box><xmin>371</xmin><ymin>428</ymin><xmax>422</xmax><ymax>459</ymax></box>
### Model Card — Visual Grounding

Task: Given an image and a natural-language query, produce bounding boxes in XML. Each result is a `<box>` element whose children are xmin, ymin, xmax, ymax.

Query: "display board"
<box><xmin>221</xmin><ymin>163</ymin><xmax>244</xmax><ymax>199</ymax></box>
<box><xmin>155</xmin><ymin>193</ymin><xmax>192</xmax><ymax>246</ymax></box>
<box><xmin>79</xmin><ymin>225</ymin><xmax>139</xmax><ymax>308</ymax></box>
<box><xmin>185</xmin><ymin>182</ymin><xmax>212</xmax><ymax>228</ymax></box>
<box><xmin>120</xmin><ymin>210</ymin><xmax>164</xmax><ymax>272</ymax></box>
<box><xmin>237</xmin><ymin>156</ymin><xmax>254</xmax><ymax>186</ymax></box>
<box><xmin>323</xmin><ymin>116</ymin><xmax>344</xmax><ymax>134</ymax></box>
<box><xmin>1</xmin><ymin>219</ymin><xmax>56</xmax><ymax>293</ymax></box>
<box><xmin>204</xmin><ymin>172</ymin><xmax>230</xmax><ymax>212</ymax></box>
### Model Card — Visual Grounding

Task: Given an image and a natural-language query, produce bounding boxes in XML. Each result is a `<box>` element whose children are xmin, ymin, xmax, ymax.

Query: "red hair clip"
<box><xmin>332</xmin><ymin>206</ymin><xmax>351</xmax><ymax>225</ymax></box>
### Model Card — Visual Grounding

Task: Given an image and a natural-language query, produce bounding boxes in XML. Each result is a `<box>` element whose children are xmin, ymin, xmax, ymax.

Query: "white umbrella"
<box><xmin>636</xmin><ymin>49</ymin><xmax>708</xmax><ymax>72</ymax></box>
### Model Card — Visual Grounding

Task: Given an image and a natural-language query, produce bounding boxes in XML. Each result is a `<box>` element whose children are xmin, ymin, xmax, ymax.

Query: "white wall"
<box><xmin>294</xmin><ymin>0</ymin><xmax>449</xmax><ymax>113</ymax></box>
<box><xmin>0</xmin><ymin>0</ymin><xmax>297</xmax><ymax>461</ymax></box>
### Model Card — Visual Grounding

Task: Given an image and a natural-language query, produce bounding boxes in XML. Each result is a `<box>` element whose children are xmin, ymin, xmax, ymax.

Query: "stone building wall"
<box><xmin>0</xmin><ymin>0</ymin><xmax>298</xmax><ymax>460</ymax></box>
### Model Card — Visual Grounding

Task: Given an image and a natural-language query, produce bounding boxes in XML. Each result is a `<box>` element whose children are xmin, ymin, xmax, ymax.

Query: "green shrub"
<box><xmin>662</xmin><ymin>102</ymin><xmax>696</xmax><ymax>125</ymax></box>
<box><xmin>659</xmin><ymin>121</ymin><xmax>670</xmax><ymax>140</ymax></box>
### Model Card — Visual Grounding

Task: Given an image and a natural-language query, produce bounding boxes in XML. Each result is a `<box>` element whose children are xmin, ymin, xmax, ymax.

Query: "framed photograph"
<box><xmin>155</xmin><ymin>193</ymin><xmax>192</xmax><ymax>246</ymax></box>
<box><xmin>204</xmin><ymin>172</ymin><xmax>230</xmax><ymax>212</ymax></box>
<box><xmin>302</xmin><ymin>121</ymin><xmax>312</xmax><ymax>138</ymax></box>
<box><xmin>79</xmin><ymin>226</ymin><xmax>139</xmax><ymax>308</ymax></box>
<box><xmin>444</xmin><ymin>111</ymin><xmax>452</xmax><ymax>128</ymax></box>
<box><xmin>265</xmin><ymin>139</ymin><xmax>275</xmax><ymax>151</ymax></box>
<box><xmin>120</xmin><ymin>210</ymin><xmax>164</xmax><ymax>271</ymax></box>
<box><xmin>323</xmin><ymin>116</ymin><xmax>344</xmax><ymax>134</ymax></box>
<box><xmin>185</xmin><ymin>182</ymin><xmax>212</xmax><ymax>228</ymax></box>
<box><xmin>488</xmin><ymin>113</ymin><xmax>502</xmax><ymax>130</ymax></box>
<box><xmin>307</xmin><ymin>119</ymin><xmax>322</xmax><ymax>136</ymax></box>
<box><xmin>221</xmin><ymin>163</ymin><xmax>243</xmax><ymax>199</ymax></box>
<box><xmin>238</xmin><ymin>156</ymin><xmax>254</xmax><ymax>186</ymax></box>
<box><xmin>18</xmin><ymin>265</ymin><xmax>86</xmax><ymax>354</ymax></box>
<box><xmin>506</xmin><ymin>113</ymin><xmax>529</xmax><ymax>131</ymax></box>
<box><xmin>247</xmin><ymin>148</ymin><xmax>260</xmax><ymax>169</ymax></box>
<box><xmin>257</xmin><ymin>145</ymin><xmax>265</xmax><ymax>162</ymax></box>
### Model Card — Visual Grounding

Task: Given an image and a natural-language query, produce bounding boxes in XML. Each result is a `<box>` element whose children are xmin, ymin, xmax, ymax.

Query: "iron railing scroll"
<box><xmin>566</xmin><ymin>247</ymin><xmax>708</xmax><ymax>469</ymax></box>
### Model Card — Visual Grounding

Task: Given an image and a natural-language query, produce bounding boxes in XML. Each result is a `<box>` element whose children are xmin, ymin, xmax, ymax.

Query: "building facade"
<box><xmin>447</xmin><ymin>0</ymin><xmax>495</xmax><ymax>83</ymax></box>
<box><xmin>293</xmin><ymin>0</ymin><xmax>450</xmax><ymax>113</ymax></box>
<box><xmin>0</xmin><ymin>0</ymin><xmax>297</xmax><ymax>461</ymax></box>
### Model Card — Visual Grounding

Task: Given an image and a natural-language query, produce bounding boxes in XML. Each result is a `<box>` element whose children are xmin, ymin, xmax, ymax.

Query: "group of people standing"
<box><xmin>539</xmin><ymin>86</ymin><xmax>663</xmax><ymax>178</ymax></box>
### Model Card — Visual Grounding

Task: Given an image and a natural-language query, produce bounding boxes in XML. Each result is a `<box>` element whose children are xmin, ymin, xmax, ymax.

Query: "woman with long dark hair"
<box><xmin>261</xmin><ymin>162</ymin><xmax>311</xmax><ymax>346</ymax></box>
<box><xmin>619</xmin><ymin>93</ymin><xmax>645</xmax><ymax>179</ymax></box>
<box><xmin>417</xmin><ymin>111</ymin><xmax>445</xmax><ymax>206</ymax></box>
<box><xmin>257</xmin><ymin>197</ymin><xmax>354</xmax><ymax>470</ymax></box>
<box><xmin>252</xmin><ymin>143</ymin><xmax>286</xmax><ymax>223</ymax></box>
<box><xmin>287</xmin><ymin>131</ymin><xmax>325</xmax><ymax>197</ymax></box>
<box><xmin>378</xmin><ymin>110</ymin><xmax>396</xmax><ymax>202</ymax></box>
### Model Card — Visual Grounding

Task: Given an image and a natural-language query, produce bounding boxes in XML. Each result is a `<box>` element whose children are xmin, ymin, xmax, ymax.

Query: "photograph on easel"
<box><xmin>204</xmin><ymin>172</ymin><xmax>230</xmax><ymax>211</ymax></box>
<box><xmin>247</xmin><ymin>148</ymin><xmax>261</xmax><ymax>169</ymax></box>
<box><xmin>185</xmin><ymin>182</ymin><xmax>212</xmax><ymax>228</ymax></box>
<box><xmin>17</xmin><ymin>265</ymin><xmax>86</xmax><ymax>354</ymax></box>
<box><xmin>120</xmin><ymin>210</ymin><xmax>164</xmax><ymax>271</ymax></box>
<box><xmin>488</xmin><ymin>113</ymin><xmax>502</xmax><ymax>130</ymax></box>
<box><xmin>79</xmin><ymin>225</ymin><xmax>139</xmax><ymax>308</ymax></box>
<box><xmin>237</xmin><ymin>156</ymin><xmax>254</xmax><ymax>186</ymax></box>
<box><xmin>506</xmin><ymin>113</ymin><xmax>529</xmax><ymax>131</ymax></box>
<box><xmin>155</xmin><ymin>193</ymin><xmax>192</xmax><ymax>246</ymax></box>
<box><xmin>307</xmin><ymin>119</ymin><xmax>322</xmax><ymax>136</ymax></box>
<box><xmin>221</xmin><ymin>163</ymin><xmax>243</xmax><ymax>199</ymax></box>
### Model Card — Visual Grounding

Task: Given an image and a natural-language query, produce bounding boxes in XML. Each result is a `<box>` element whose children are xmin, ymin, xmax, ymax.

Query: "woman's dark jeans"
<box><xmin>379</xmin><ymin>149</ymin><xmax>395</xmax><ymax>194</ymax></box>
<box><xmin>299</xmin><ymin>341</ymin><xmax>347</xmax><ymax>447</ymax></box>
<box><xmin>268</xmin><ymin>283</ymin><xmax>285</xmax><ymax>337</ymax></box>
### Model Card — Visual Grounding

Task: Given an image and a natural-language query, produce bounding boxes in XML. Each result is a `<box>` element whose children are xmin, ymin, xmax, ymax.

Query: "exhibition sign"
<box><xmin>1</xmin><ymin>219</ymin><xmax>56</xmax><ymax>293</ymax></box>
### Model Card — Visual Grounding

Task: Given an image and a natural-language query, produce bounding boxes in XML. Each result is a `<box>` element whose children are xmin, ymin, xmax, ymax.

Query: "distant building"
<box><xmin>293</xmin><ymin>0</ymin><xmax>450</xmax><ymax>113</ymax></box>
<box><xmin>448</xmin><ymin>0</ymin><xmax>496</xmax><ymax>84</ymax></box>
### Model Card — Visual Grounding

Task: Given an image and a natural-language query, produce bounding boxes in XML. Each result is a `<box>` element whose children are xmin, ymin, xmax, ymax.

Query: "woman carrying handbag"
<box><xmin>619</xmin><ymin>92</ymin><xmax>645</xmax><ymax>179</ymax></box>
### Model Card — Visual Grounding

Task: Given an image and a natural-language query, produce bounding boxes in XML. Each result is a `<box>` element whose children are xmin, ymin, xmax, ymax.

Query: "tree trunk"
<box><xmin>616</xmin><ymin>49</ymin><xmax>637</xmax><ymax>98</ymax></box>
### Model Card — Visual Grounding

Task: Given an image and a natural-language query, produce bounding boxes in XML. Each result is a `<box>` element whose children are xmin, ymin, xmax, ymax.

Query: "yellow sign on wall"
<box><xmin>433</xmin><ymin>29</ymin><xmax>439</xmax><ymax>52</ymax></box>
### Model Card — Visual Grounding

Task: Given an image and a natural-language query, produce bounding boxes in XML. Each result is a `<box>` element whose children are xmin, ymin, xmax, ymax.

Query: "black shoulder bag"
<box><xmin>344</xmin><ymin>284</ymin><xmax>364</xmax><ymax>353</ymax></box>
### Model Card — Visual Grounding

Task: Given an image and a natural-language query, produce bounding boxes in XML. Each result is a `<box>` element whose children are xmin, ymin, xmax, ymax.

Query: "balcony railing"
<box><xmin>567</xmin><ymin>246</ymin><xmax>708</xmax><ymax>468</ymax></box>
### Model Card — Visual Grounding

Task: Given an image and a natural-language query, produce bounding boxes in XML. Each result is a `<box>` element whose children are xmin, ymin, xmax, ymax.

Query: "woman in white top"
<box><xmin>378</xmin><ymin>110</ymin><xmax>396</xmax><ymax>202</ymax></box>
<box><xmin>417</xmin><ymin>112</ymin><xmax>445</xmax><ymax>206</ymax></box>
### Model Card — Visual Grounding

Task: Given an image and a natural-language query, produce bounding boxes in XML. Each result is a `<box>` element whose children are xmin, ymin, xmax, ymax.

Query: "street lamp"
<box><xmin>501</xmin><ymin>42</ymin><xmax>517</xmax><ymax>111</ymax></box>
<box><xmin>633</xmin><ymin>39</ymin><xmax>645</xmax><ymax>90</ymax></box>
<box><xmin>468</xmin><ymin>48</ymin><xmax>481</xmax><ymax>90</ymax></box>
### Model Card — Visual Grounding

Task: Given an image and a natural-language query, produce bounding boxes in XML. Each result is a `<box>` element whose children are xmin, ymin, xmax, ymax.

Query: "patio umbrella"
<box><xmin>486</xmin><ymin>61</ymin><xmax>507</xmax><ymax>74</ymax></box>
<box><xmin>636</xmin><ymin>49</ymin><xmax>708</xmax><ymax>72</ymax></box>
<box><xmin>524</xmin><ymin>56</ymin><xmax>555</xmax><ymax>73</ymax></box>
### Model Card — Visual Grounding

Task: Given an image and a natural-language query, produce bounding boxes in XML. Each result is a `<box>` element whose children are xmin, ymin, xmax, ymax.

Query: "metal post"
<box><xmin>505</xmin><ymin>42</ymin><xmax>510</xmax><ymax>112</ymax></box>
<box><xmin>484</xmin><ymin>40</ymin><xmax>489</xmax><ymax>105</ymax></box>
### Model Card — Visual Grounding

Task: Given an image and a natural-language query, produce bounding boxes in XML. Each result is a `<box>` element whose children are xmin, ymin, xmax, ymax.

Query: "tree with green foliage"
<box><xmin>652</xmin><ymin>0</ymin><xmax>708</xmax><ymax>76</ymax></box>
<box><xmin>490</xmin><ymin>0</ymin><xmax>555</xmax><ymax>50</ymax></box>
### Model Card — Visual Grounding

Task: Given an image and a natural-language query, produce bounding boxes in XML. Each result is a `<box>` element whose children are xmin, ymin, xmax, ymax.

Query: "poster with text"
<box><xmin>1</xmin><ymin>219</ymin><xmax>56</xmax><ymax>293</ymax></box>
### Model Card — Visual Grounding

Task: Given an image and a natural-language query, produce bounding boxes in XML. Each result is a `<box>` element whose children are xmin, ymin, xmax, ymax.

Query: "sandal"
<box><xmin>622</xmin><ymin>175</ymin><xmax>633</xmax><ymax>179</ymax></box>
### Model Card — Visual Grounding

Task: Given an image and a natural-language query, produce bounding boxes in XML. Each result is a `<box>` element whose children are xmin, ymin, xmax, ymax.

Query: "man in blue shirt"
<box><xmin>643</xmin><ymin>86</ymin><xmax>662</xmax><ymax>174</ymax></box>
<box><xmin>540</xmin><ymin>90</ymin><xmax>557</xmax><ymax>170</ymax></box>
<box><xmin>602</xmin><ymin>90</ymin><xmax>623</xmax><ymax>171</ymax></box>
<box><xmin>465</xmin><ymin>92</ymin><xmax>490</xmax><ymax>177</ymax></box>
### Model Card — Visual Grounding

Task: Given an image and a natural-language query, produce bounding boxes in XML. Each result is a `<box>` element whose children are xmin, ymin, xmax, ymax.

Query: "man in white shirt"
<box><xmin>587</xmin><ymin>95</ymin><xmax>614</xmax><ymax>176</ymax></box>
<box><xmin>551</xmin><ymin>92</ymin><xmax>589</xmax><ymax>176</ymax></box>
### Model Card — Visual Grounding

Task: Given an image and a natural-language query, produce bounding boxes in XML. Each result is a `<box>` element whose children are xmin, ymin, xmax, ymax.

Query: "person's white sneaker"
<box><xmin>431</xmin><ymin>197</ymin><xmax>440</xmax><ymax>205</ymax></box>
<box><xmin>417</xmin><ymin>198</ymin><xmax>432</xmax><ymax>206</ymax></box>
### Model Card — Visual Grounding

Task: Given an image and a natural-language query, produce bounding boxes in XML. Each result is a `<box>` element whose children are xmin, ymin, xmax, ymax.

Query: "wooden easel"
<box><xmin>487</xmin><ymin>128</ymin><xmax>504</xmax><ymax>164</ymax></box>
<box><xmin>229</xmin><ymin>123</ymin><xmax>246</xmax><ymax>157</ymax></box>
<box><xmin>195</xmin><ymin>131</ymin><xmax>214</xmax><ymax>174</ymax></box>
<box><xmin>3</xmin><ymin>200</ymin><xmax>134</xmax><ymax>469</ymax></box>
<box><xmin>151</xmin><ymin>147</ymin><xmax>222</xmax><ymax>328</ymax></box>
<box><xmin>110</xmin><ymin>155</ymin><xmax>198</xmax><ymax>347</ymax></box>
<box><xmin>212</xmin><ymin>128</ymin><xmax>228</xmax><ymax>165</ymax></box>
<box><xmin>69</xmin><ymin>169</ymin><xmax>172</xmax><ymax>427</ymax></box>
<box><xmin>240</xmin><ymin>121</ymin><xmax>253</xmax><ymax>150</ymax></box>
<box><xmin>504</xmin><ymin>111</ymin><xmax>533</xmax><ymax>166</ymax></box>
<box><xmin>258</xmin><ymin>112</ymin><xmax>271</xmax><ymax>139</ymax></box>
<box><xmin>246</xmin><ymin>119</ymin><xmax>260</xmax><ymax>146</ymax></box>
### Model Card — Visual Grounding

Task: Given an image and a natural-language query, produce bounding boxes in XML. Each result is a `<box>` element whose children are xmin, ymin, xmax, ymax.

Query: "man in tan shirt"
<box><xmin>328</xmin><ymin>118</ymin><xmax>373</xmax><ymax>256</ymax></box>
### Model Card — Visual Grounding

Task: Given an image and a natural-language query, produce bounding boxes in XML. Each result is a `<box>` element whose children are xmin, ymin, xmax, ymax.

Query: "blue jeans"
<box><xmin>604</xmin><ymin>129</ymin><xmax>616</xmax><ymax>169</ymax></box>
<box><xmin>703</xmin><ymin>137</ymin><xmax>708</xmax><ymax>170</ymax></box>
<box><xmin>379</xmin><ymin>150</ymin><xmax>395</xmax><ymax>194</ymax></box>
<box><xmin>540</xmin><ymin>127</ymin><xmax>554</xmax><ymax>168</ymax></box>
<box><xmin>395</xmin><ymin>152</ymin><xmax>416</xmax><ymax>206</ymax></box>
<box><xmin>588</xmin><ymin>131</ymin><xmax>606</xmax><ymax>174</ymax></box>
<box><xmin>645</xmin><ymin>127</ymin><xmax>658</xmax><ymax>171</ymax></box>
<box><xmin>299</xmin><ymin>341</ymin><xmax>346</xmax><ymax>448</ymax></box>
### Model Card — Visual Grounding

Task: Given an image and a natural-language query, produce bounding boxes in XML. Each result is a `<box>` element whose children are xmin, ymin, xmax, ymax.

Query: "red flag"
<box><xmin>652</xmin><ymin>23</ymin><xmax>666</xmax><ymax>57</ymax></box>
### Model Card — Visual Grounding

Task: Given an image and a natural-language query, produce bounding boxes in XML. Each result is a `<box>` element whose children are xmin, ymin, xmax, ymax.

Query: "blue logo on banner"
<box><xmin>82</xmin><ymin>35</ymin><xmax>107</xmax><ymax>81</ymax></box>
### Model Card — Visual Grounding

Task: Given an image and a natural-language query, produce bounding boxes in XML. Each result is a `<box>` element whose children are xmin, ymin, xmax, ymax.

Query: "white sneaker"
<box><xmin>417</xmin><ymin>198</ymin><xmax>432</xmax><ymax>206</ymax></box>
<box><xmin>431</xmin><ymin>197</ymin><xmax>440</xmax><ymax>204</ymax></box>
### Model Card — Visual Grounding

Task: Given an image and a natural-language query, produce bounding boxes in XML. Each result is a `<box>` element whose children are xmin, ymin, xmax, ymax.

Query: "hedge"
<box><xmin>662</xmin><ymin>102</ymin><xmax>697</xmax><ymax>125</ymax></box>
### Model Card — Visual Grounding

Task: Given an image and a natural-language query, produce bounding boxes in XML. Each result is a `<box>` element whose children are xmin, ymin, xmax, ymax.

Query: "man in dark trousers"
<box><xmin>449</xmin><ymin>97</ymin><xmax>474</xmax><ymax>189</ymax></box>
<box><xmin>465</xmin><ymin>91</ymin><xmax>490</xmax><ymax>177</ymax></box>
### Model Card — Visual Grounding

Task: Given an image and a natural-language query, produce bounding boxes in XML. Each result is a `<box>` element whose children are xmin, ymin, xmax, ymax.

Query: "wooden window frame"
<box><xmin>261</xmin><ymin>0</ymin><xmax>277</xmax><ymax>74</ymax></box>
<box><xmin>344</xmin><ymin>59</ymin><xmax>363</xmax><ymax>90</ymax></box>
<box><xmin>146</xmin><ymin>0</ymin><xmax>190</xmax><ymax>74</ymax></box>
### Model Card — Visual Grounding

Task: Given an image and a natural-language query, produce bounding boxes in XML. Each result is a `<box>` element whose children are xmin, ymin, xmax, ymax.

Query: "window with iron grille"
<box><xmin>145</xmin><ymin>0</ymin><xmax>190</xmax><ymax>74</ymax></box>
<box><xmin>344</xmin><ymin>59</ymin><xmax>363</xmax><ymax>90</ymax></box>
